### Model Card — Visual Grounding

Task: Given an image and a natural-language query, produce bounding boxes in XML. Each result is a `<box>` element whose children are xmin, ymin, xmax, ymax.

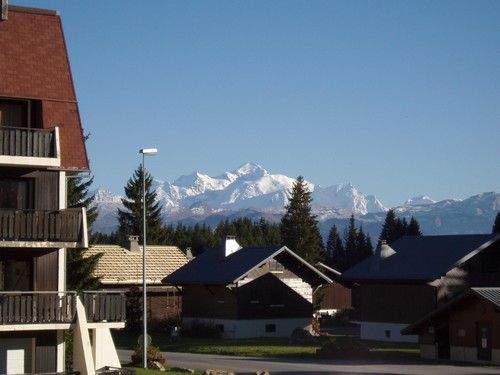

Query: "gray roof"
<box><xmin>402</xmin><ymin>287</ymin><xmax>500</xmax><ymax>335</ymax></box>
<box><xmin>342</xmin><ymin>234</ymin><xmax>500</xmax><ymax>283</ymax></box>
<box><xmin>163</xmin><ymin>245</ymin><xmax>332</xmax><ymax>287</ymax></box>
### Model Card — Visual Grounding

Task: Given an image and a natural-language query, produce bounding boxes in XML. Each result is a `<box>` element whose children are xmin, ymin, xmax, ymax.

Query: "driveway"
<box><xmin>118</xmin><ymin>349</ymin><xmax>500</xmax><ymax>375</ymax></box>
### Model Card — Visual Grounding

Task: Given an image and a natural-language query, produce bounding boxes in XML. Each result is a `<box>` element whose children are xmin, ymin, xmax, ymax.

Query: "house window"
<box><xmin>385</xmin><ymin>330</ymin><xmax>391</xmax><ymax>338</ymax></box>
<box><xmin>270</xmin><ymin>291</ymin><xmax>284</xmax><ymax>307</ymax></box>
<box><xmin>0</xmin><ymin>99</ymin><xmax>29</xmax><ymax>127</ymax></box>
<box><xmin>0</xmin><ymin>179</ymin><xmax>34</xmax><ymax>209</ymax></box>
<box><xmin>265</xmin><ymin>324</ymin><xmax>276</xmax><ymax>333</ymax></box>
<box><xmin>269</xmin><ymin>259</ymin><xmax>284</xmax><ymax>273</ymax></box>
<box><xmin>250</xmin><ymin>288</ymin><xmax>260</xmax><ymax>303</ymax></box>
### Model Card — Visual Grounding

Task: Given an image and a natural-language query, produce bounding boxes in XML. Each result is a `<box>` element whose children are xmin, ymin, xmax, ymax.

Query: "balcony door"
<box><xmin>0</xmin><ymin>259</ymin><xmax>32</xmax><ymax>291</ymax></box>
<box><xmin>0</xmin><ymin>178</ymin><xmax>34</xmax><ymax>209</ymax></box>
<box><xmin>0</xmin><ymin>99</ymin><xmax>29</xmax><ymax>128</ymax></box>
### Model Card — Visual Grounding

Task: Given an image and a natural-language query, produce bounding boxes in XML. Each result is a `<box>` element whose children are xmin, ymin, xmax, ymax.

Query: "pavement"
<box><xmin>118</xmin><ymin>349</ymin><xmax>500</xmax><ymax>375</ymax></box>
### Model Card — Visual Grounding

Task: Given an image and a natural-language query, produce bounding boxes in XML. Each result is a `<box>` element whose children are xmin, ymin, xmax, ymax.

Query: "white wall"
<box><xmin>92</xmin><ymin>328</ymin><xmax>121</xmax><ymax>370</ymax></box>
<box><xmin>358</xmin><ymin>321</ymin><xmax>418</xmax><ymax>343</ymax></box>
<box><xmin>420</xmin><ymin>344</ymin><xmax>437</xmax><ymax>359</ymax></box>
<box><xmin>183</xmin><ymin>317</ymin><xmax>311</xmax><ymax>339</ymax></box>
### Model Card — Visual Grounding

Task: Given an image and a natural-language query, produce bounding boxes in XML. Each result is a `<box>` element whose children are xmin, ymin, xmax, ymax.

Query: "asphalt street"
<box><xmin>117</xmin><ymin>349</ymin><xmax>500</xmax><ymax>375</ymax></box>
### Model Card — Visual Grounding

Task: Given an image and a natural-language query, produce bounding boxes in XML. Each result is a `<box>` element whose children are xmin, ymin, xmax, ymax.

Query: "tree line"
<box><xmin>69</xmin><ymin>163</ymin><xmax>500</xmax><ymax>288</ymax></box>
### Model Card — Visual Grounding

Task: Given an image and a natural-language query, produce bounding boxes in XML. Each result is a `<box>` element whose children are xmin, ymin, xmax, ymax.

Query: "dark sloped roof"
<box><xmin>472</xmin><ymin>287</ymin><xmax>500</xmax><ymax>309</ymax></box>
<box><xmin>163</xmin><ymin>245</ymin><xmax>331</xmax><ymax>287</ymax></box>
<box><xmin>402</xmin><ymin>287</ymin><xmax>500</xmax><ymax>335</ymax></box>
<box><xmin>342</xmin><ymin>234</ymin><xmax>499</xmax><ymax>283</ymax></box>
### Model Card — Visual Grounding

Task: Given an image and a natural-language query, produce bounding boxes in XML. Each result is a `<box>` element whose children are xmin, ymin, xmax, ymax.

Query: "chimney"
<box><xmin>127</xmin><ymin>235</ymin><xmax>140</xmax><ymax>252</ymax></box>
<box><xmin>224</xmin><ymin>235</ymin><xmax>242</xmax><ymax>257</ymax></box>
<box><xmin>185</xmin><ymin>247</ymin><xmax>194</xmax><ymax>260</ymax></box>
<box><xmin>369</xmin><ymin>240</ymin><xmax>396</xmax><ymax>272</ymax></box>
<box><xmin>380</xmin><ymin>240</ymin><xmax>396</xmax><ymax>259</ymax></box>
<box><xmin>1</xmin><ymin>0</ymin><xmax>8</xmax><ymax>21</ymax></box>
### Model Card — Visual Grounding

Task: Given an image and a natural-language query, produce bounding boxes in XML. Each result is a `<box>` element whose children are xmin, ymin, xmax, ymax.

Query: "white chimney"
<box><xmin>1</xmin><ymin>0</ymin><xmax>8</xmax><ymax>21</ymax></box>
<box><xmin>224</xmin><ymin>235</ymin><xmax>242</xmax><ymax>257</ymax></box>
<box><xmin>380</xmin><ymin>240</ymin><xmax>396</xmax><ymax>259</ymax></box>
<box><xmin>185</xmin><ymin>247</ymin><xmax>194</xmax><ymax>260</ymax></box>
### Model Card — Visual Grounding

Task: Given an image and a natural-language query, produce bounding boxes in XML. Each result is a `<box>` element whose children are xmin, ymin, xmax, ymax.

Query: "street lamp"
<box><xmin>139</xmin><ymin>147</ymin><xmax>158</xmax><ymax>369</ymax></box>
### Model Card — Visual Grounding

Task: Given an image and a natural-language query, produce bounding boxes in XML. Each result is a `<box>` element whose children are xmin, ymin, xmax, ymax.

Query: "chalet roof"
<box><xmin>342</xmin><ymin>234</ymin><xmax>500</xmax><ymax>283</ymax></box>
<box><xmin>85</xmin><ymin>244</ymin><xmax>188</xmax><ymax>285</ymax></box>
<box><xmin>402</xmin><ymin>287</ymin><xmax>500</xmax><ymax>335</ymax></box>
<box><xmin>163</xmin><ymin>245</ymin><xmax>332</xmax><ymax>288</ymax></box>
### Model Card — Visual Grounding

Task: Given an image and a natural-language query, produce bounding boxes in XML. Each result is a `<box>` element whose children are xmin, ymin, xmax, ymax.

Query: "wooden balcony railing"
<box><xmin>0</xmin><ymin>291</ymin><xmax>126</xmax><ymax>325</ymax></box>
<box><xmin>0</xmin><ymin>126</ymin><xmax>58</xmax><ymax>158</ymax></box>
<box><xmin>82</xmin><ymin>292</ymin><xmax>127</xmax><ymax>323</ymax></box>
<box><xmin>0</xmin><ymin>291</ymin><xmax>77</xmax><ymax>324</ymax></box>
<box><xmin>0</xmin><ymin>208</ymin><xmax>85</xmax><ymax>244</ymax></box>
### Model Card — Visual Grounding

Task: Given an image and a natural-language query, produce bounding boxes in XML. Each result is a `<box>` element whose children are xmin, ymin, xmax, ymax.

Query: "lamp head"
<box><xmin>139</xmin><ymin>148</ymin><xmax>158</xmax><ymax>155</ymax></box>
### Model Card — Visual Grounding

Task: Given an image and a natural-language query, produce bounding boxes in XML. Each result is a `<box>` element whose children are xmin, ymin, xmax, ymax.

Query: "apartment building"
<box><xmin>0</xmin><ymin>3</ymin><xmax>125</xmax><ymax>374</ymax></box>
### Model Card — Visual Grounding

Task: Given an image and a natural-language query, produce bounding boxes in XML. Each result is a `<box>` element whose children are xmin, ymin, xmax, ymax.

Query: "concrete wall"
<box><xmin>420</xmin><ymin>344</ymin><xmax>437</xmax><ymax>359</ymax></box>
<box><xmin>359</xmin><ymin>321</ymin><xmax>418</xmax><ymax>343</ymax></box>
<box><xmin>183</xmin><ymin>317</ymin><xmax>311</xmax><ymax>339</ymax></box>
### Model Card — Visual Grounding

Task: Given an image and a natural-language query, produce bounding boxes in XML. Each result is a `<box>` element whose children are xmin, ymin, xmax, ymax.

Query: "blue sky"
<box><xmin>14</xmin><ymin>0</ymin><xmax>500</xmax><ymax>207</ymax></box>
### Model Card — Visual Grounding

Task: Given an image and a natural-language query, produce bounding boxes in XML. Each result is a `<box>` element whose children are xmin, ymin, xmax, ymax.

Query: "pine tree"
<box><xmin>407</xmin><ymin>216</ymin><xmax>422</xmax><ymax>235</ymax></box>
<box><xmin>493</xmin><ymin>212</ymin><xmax>500</xmax><ymax>234</ymax></box>
<box><xmin>66</xmin><ymin>173</ymin><xmax>102</xmax><ymax>290</ymax></box>
<box><xmin>281</xmin><ymin>176</ymin><xmax>325</xmax><ymax>264</ymax></box>
<box><xmin>117</xmin><ymin>165</ymin><xmax>163</xmax><ymax>245</ymax></box>
<box><xmin>326</xmin><ymin>224</ymin><xmax>345</xmax><ymax>271</ymax></box>
<box><xmin>343</xmin><ymin>214</ymin><xmax>358</xmax><ymax>270</ymax></box>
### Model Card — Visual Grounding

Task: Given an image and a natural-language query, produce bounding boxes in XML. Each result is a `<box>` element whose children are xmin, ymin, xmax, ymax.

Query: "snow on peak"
<box><xmin>232</xmin><ymin>162</ymin><xmax>268</xmax><ymax>178</ymax></box>
<box><xmin>404</xmin><ymin>195</ymin><xmax>436</xmax><ymax>206</ymax></box>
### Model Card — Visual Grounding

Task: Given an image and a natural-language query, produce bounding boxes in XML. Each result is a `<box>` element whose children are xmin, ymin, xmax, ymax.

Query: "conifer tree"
<box><xmin>326</xmin><ymin>224</ymin><xmax>345</xmax><ymax>271</ymax></box>
<box><xmin>407</xmin><ymin>216</ymin><xmax>422</xmax><ymax>235</ymax></box>
<box><xmin>281</xmin><ymin>176</ymin><xmax>325</xmax><ymax>264</ymax></box>
<box><xmin>343</xmin><ymin>214</ymin><xmax>358</xmax><ymax>270</ymax></box>
<box><xmin>117</xmin><ymin>165</ymin><xmax>163</xmax><ymax>244</ymax></box>
<box><xmin>493</xmin><ymin>212</ymin><xmax>500</xmax><ymax>234</ymax></box>
<box><xmin>66</xmin><ymin>173</ymin><xmax>102</xmax><ymax>290</ymax></box>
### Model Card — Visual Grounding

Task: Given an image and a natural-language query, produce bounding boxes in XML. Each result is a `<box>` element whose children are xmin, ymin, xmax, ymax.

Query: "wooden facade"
<box><xmin>318</xmin><ymin>282</ymin><xmax>352</xmax><ymax>312</ymax></box>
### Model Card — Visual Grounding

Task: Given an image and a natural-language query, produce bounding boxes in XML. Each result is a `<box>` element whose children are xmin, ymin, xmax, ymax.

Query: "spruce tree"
<box><xmin>117</xmin><ymin>165</ymin><xmax>163</xmax><ymax>245</ymax></box>
<box><xmin>66</xmin><ymin>173</ymin><xmax>102</xmax><ymax>290</ymax></box>
<box><xmin>407</xmin><ymin>216</ymin><xmax>422</xmax><ymax>235</ymax></box>
<box><xmin>326</xmin><ymin>224</ymin><xmax>345</xmax><ymax>271</ymax></box>
<box><xmin>343</xmin><ymin>214</ymin><xmax>358</xmax><ymax>270</ymax></box>
<box><xmin>493</xmin><ymin>212</ymin><xmax>500</xmax><ymax>234</ymax></box>
<box><xmin>281</xmin><ymin>176</ymin><xmax>325</xmax><ymax>264</ymax></box>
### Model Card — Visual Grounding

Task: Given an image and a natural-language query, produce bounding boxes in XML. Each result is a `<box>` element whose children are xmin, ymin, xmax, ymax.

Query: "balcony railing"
<box><xmin>0</xmin><ymin>126</ymin><xmax>57</xmax><ymax>158</ymax></box>
<box><xmin>0</xmin><ymin>291</ymin><xmax>126</xmax><ymax>325</ymax></box>
<box><xmin>0</xmin><ymin>207</ymin><xmax>85</xmax><ymax>246</ymax></box>
<box><xmin>83</xmin><ymin>292</ymin><xmax>127</xmax><ymax>323</ymax></box>
<box><xmin>0</xmin><ymin>291</ymin><xmax>76</xmax><ymax>324</ymax></box>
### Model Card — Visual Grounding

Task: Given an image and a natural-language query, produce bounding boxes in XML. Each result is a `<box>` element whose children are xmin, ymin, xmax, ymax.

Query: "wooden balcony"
<box><xmin>0</xmin><ymin>126</ymin><xmax>60</xmax><ymax>167</ymax></box>
<box><xmin>0</xmin><ymin>291</ymin><xmax>126</xmax><ymax>326</ymax></box>
<box><xmin>0</xmin><ymin>207</ymin><xmax>88</xmax><ymax>248</ymax></box>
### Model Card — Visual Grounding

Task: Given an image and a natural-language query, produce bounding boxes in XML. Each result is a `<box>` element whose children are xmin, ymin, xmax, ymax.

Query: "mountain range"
<box><xmin>92</xmin><ymin>162</ymin><xmax>499</xmax><ymax>240</ymax></box>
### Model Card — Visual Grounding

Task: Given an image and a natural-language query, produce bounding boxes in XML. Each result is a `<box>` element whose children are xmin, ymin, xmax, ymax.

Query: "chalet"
<box><xmin>163</xmin><ymin>237</ymin><xmax>332</xmax><ymax>338</ymax></box>
<box><xmin>402</xmin><ymin>287</ymin><xmax>500</xmax><ymax>364</ymax></box>
<box><xmin>85</xmin><ymin>236</ymin><xmax>188</xmax><ymax>324</ymax></box>
<box><xmin>341</xmin><ymin>234</ymin><xmax>500</xmax><ymax>343</ymax></box>
<box><xmin>316</xmin><ymin>262</ymin><xmax>352</xmax><ymax>315</ymax></box>
<box><xmin>0</xmin><ymin>3</ymin><xmax>125</xmax><ymax>374</ymax></box>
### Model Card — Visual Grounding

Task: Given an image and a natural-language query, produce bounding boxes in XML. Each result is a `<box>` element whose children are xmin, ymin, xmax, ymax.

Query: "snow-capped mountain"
<box><xmin>92</xmin><ymin>162</ymin><xmax>386</xmax><ymax>232</ymax></box>
<box><xmin>91</xmin><ymin>162</ymin><xmax>499</xmax><ymax>238</ymax></box>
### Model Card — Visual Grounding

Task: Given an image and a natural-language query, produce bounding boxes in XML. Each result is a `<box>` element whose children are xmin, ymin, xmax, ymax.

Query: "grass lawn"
<box><xmin>113</xmin><ymin>330</ymin><xmax>419</xmax><ymax>360</ymax></box>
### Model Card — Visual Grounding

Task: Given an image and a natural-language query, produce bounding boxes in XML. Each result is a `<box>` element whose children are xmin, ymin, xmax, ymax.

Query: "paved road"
<box><xmin>118</xmin><ymin>350</ymin><xmax>500</xmax><ymax>375</ymax></box>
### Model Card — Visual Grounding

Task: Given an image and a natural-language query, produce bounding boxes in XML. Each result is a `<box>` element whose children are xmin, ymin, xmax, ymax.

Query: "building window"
<box><xmin>385</xmin><ymin>330</ymin><xmax>391</xmax><ymax>338</ymax></box>
<box><xmin>0</xmin><ymin>179</ymin><xmax>34</xmax><ymax>209</ymax></box>
<box><xmin>250</xmin><ymin>288</ymin><xmax>260</xmax><ymax>303</ymax></box>
<box><xmin>265</xmin><ymin>324</ymin><xmax>276</xmax><ymax>333</ymax></box>
<box><xmin>0</xmin><ymin>99</ymin><xmax>29</xmax><ymax>127</ymax></box>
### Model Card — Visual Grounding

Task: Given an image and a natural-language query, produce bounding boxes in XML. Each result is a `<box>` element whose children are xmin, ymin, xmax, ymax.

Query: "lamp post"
<box><xmin>139</xmin><ymin>147</ymin><xmax>158</xmax><ymax>369</ymax></box>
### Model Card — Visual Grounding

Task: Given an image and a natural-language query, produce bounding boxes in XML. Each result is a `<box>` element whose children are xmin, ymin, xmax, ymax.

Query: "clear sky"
<box><xmin>13</xmin><ymin>0</ymin><xmax>500</xmax><ymax>207</ymax></box>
